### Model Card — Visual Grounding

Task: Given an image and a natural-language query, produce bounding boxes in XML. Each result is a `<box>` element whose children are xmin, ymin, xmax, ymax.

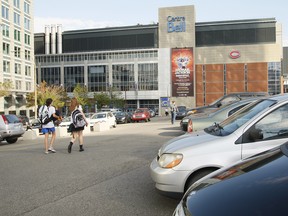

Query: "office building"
<box><xmin>1</xmin><ymin>0</ymin><xmax>34</xmax><ymax>115</ymax></box>
<box><xmin>34</xmin><ymin>5</ymin><xmax>283</xmax><ymax>114</ymax></box>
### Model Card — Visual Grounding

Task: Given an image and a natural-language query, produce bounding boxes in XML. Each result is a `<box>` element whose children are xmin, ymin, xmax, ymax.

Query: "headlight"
<box><xmin>158</xmin><ymin>153</ymin><xmax>183</xmax><ymax>168</ymax></box>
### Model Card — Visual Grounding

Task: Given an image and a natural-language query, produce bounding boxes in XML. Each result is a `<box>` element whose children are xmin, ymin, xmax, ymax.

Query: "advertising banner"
<box><xmin>160</xmin><ymin>97</ymin><xmax>170</xmax><ymax>107</ymax></box>
<box><xmin>171</xmin><ymin>48</ymin><xmax>194</xmax><ymax>97</ymax></box>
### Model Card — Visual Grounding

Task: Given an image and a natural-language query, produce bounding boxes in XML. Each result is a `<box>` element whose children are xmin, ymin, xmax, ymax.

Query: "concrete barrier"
<box><xmin>56</xmin><ymin>127</ymin><xmax>69</xmax><ymax>137</ymax></box>
<box><xmin>22</xmin><ymin>129</ymin><xmax>39</xmax><ymax>140</ymax></box>
<box><xmin>93</xmin><ymin>122</ymin><xmax>110</xmax><ymax>132</ymax></box>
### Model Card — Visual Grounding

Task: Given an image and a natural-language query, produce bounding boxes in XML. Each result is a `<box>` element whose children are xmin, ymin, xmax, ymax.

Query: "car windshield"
<box><xmin>115</xmin><ymin>112</ymin><xmax>125</xmax><ymax>117</ymax></box>
<box><xmin>135</xmin><ymin>109</ymin><xmax>144</xmax><ymax>113</ymax></box>
<box><xmin>5</xmin><ymin>115</ymin><xmax>20</xmax><ymax>123</ymax></box>
<box><xmin>204</xmin><ymin>99</ymin><xmax>277</xmax><ymax>136</ymax></box>
<box><xmin>94</xmin><ymin>113</ymin><xmax>106</xmax><ymax>119</ymax></box>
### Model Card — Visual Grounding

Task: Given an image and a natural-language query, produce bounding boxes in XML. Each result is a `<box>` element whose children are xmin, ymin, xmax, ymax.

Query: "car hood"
<box><xmin>159</xmin><ymin>130</ymin><xmax>219</xmax><ymax>155</ymax></box>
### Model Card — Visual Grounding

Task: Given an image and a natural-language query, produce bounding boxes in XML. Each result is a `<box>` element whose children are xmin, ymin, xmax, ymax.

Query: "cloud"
<box><xmin>34</xmin><ymin>17</ymin><xmax>123</xmax><ymax>33</ymax></box>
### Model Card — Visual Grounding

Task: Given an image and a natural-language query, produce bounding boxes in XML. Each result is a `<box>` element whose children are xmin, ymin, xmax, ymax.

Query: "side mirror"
<box><xmin>249</xmin><ymin>128</ymin><xmax>263</xmax><ymax>141</ymax></box>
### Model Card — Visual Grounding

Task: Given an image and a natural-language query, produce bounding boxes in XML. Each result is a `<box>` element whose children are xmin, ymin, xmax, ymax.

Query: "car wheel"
<box><xmin>6</xmin><ymin>137</ymin><xmax>18</xmax><ymax>144</ymax></box>
<box><xmin>145</xmin><ymin>118</ymin><xmax>148</xmax><ymax>122</ymax></box>
<box><xmin>185</xmin><ymin>168</ymin><xmax>218</xmax><ymax>192</ymax></box>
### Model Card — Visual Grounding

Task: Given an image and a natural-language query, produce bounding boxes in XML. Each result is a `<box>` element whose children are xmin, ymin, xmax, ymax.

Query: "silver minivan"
<box><xmin>150</xmin><ymin>94</ymin><xmax>288</xmax><ymax>197</ymax></box>
<box><xmin>0</xmin><ymin>114</ymin><xmax>25</xmax><ymax>143</ymax></box>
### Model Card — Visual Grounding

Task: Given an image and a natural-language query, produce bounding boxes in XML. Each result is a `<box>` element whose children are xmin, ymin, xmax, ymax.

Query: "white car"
<box><xmin>150</xmin><ymin>94</ymin><xmax>288</xmax><ymax>198</ymax></box>
<box><xmin>89</xmin><ymin>112</ymin><xmax>116</xmax><ymax>130</ymax></box>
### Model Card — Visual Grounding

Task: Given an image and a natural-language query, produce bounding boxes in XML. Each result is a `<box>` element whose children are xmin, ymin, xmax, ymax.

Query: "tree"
<box><xmin>0</xmin><ymin>81</ymin><xmax>13</xmax><ymax>97</ymax></box>
<box><xmin>73</xmin><ymin>83</ymin><xmax>90</xmax><ymax>106</ymax></box>
<box><xmin>26</xmin><ymin>81</ymin><xmax>68</xmax><ymax>108</ymax></box>
<box><xmin>94</xmin><ymin>92</ymin><xmax>110</xmax><ymax>109</ymax></box>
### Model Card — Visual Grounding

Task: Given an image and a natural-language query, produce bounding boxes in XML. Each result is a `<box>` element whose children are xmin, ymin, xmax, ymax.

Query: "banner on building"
<box><xmin>171</xmin><ymin>48</ymin><xmax>194</xmax><ymax>97</ymax></box>
<box><xmin>160</xmin><ymin>97</ymin><xmax>170</xmax><ymax>107</ymax></box>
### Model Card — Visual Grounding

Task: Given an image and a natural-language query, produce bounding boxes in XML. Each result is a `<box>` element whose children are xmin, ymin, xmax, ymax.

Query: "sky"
<box><xmin>34</xmin><ymin>0</ymin><xmax>288</xmax><ymax>46</ymax></box>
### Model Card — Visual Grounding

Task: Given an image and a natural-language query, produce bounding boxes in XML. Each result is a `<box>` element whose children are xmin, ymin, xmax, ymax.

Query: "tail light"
<box><xmin>187</xmin><ymin>119</ymin><xmax>193</xmax><ymax>133</ymax></box>
<box><xmin>2</xmin><ymin>115</ymin><xmax>8</xmax><ymax>125</ymax></box>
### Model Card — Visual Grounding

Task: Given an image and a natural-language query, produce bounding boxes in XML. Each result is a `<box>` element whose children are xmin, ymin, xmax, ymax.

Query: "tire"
<box><xmin>6</xmin><ymin>137</ymin><xmax>18</xmax><ymax>144</ymax></box>
<box><xmin>145</xmin><ymin>118</ymin><xmax>148</xmax><ymax>122</ymax></box>
<box><xmin>185</xmin><ymin>168</ymin><xmax>218</xmax><ymax>192</ymax></box>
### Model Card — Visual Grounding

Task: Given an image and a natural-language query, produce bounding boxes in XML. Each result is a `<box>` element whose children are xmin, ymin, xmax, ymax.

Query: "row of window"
<box><xmin>3</xmin><ymin>78</ymin><xmax>32</xmax><ymax>91</ymax></box>
<box><xmin>35</xmin><ymin>50</ymin><xmax>158</xmax><ymax>63</ymax></box>
<box><xmin>2</xmin><ymin>42</ymin><xmax>31</xmax><ymax>59</ymax></box>
<box><xmin>1</xmin><ymin>2</ymin><xmax>31</xmax><ymax>30</ymax></box>
<box><xmin>39</xmin><ymin>63</ymin><xmax>159</xmax><ymax>92</ymax></box>
<box><xmin>3</xmin><ymin>60</ymin><xmax>32</xmax><ymax>76</ymax></box>
<box><xmin>2</xmin><ymin>24</ymin><xmax>31</xmax><ymax>44</ymax></box>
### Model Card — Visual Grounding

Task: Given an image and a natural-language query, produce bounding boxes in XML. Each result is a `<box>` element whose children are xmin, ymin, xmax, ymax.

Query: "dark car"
<box><xmin>187</xmin><ymin>92</ymin><xmax>269</xmax><ymax>115</ymax></box>
<box><xmin>115</xmin><ymin>111</ymin><xmax>131</xmax><ymax>124</ymax></box>
<box><xmin>17</xmin><ymin>115</ymin><xmax>30</xmax><ymax>126</ymax></box>
<box><xmin>173</xmin><ymin>141</ymin><xmax>288</xmax><ymax>216</ymax></box>
<box><xmin>175</xmin><ymin>106</ymin><xmax>187</xmax><ymax>120</ymax></box>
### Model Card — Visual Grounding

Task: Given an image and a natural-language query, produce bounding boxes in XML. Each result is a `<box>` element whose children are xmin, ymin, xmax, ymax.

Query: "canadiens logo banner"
<box><xmin>171</xmin><ymin>48</ymin><xmax>194</xmax><ymax>97</ymax></box>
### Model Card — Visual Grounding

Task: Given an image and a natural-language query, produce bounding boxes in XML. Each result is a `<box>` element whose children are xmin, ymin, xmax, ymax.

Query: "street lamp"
<box><xmin>34</xmin><ymin>60</ymin><xmax>37</xmax><ymax>118</ymax></box>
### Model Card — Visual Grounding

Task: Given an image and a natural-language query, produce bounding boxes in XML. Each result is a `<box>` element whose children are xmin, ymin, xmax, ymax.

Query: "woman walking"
<box><xmin>68</xmin><ymin>98</ymin><xmax>88</xmax><ymax>153</ymax></box>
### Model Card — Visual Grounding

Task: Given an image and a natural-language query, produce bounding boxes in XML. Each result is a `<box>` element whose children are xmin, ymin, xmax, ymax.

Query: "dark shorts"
<box><xmin>42</xmin><ymin>127</ymin><xmax>56</xmax><ymax>134</ymax></box>
<box><xmin>68</xmin><ymin>123</ymin><xmax>85</xmax><ymax>132</ymax></box>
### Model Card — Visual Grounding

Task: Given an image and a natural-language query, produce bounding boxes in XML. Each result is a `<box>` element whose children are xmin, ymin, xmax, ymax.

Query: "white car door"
<box><xmin>241</xmin><ymin>103</ymin><xmax>288</xmax><ymax>159</ymax></box>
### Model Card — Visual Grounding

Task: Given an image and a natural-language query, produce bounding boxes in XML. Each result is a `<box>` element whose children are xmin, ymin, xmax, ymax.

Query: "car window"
<box><xmin>5</xmin><ymin>115</ymin><xmax>20</xmax><ymax>123</ymax></box>
<box><xmin>227</xmin><ymin>103</ymin><xmax>249</xmax><ymax>116</ymax></box>
<box><xmin>242</xmin><ymin>103</ymin><xmax>288</xmax><ymax>143</ymax></box>
<box><xmin>204</xmin><ymin>99</ymin><xmax>277</xmax><ymax>136</ymax></box>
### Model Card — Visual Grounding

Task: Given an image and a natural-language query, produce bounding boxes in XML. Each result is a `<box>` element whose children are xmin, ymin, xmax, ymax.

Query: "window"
<box><xmin>112</xmin><ymin>64</ymin><xmax>135</xmax><ymax>91</ymax></box>
<box><xmin>1</xmin><ymin>6</ymin><xmax>9</xmax><ymax>20</ymax></box>
<box><xmin>14</xmin><ymin>12</ymin><xmax>20</xmax><ymax>25</ymax></box>
<box><xmin>26</xmin><ymin>82</ymin><xmax>32</xmax><ymax>91</ymax></box>
<box><xmin>3</xmin><ymin>43</ymin><xmax>10</xmax><ymax>55</ymax></box>
<box><xmin>41</xmin><ymin>67</ymin><xmax>61</xmax><ymax>86</ymax></box>
<box><xmin>242</xmin><ymin>103</ymin><xmax>288</xmax><ymax>142</ymax></box>
<box><xmin>25</xmin><ymin>34</ymin><xmax>31</xmax><ymax>45</ymax></box>
<box><xmin>15</xmin><ymin>80</ymin><xmax>21</xmax><ymax>90</ymax></box>
<box><xmin>14</xmin><ymin>46</ymin><xmax>21</xmax><ymax>58</ymax></box>
<box><xmin>138</xmin><ymin>63</ymin><xmax>158</xmax><ymax>90</ymax></box>
<box><xmin>3</xmin><ymin>60</ymin><xmax>10</xmax><ymax>73</ymax></box>
<box><xmin>88</xmin><ymin>65</ymin><xmax>109</xmax><ymax>92</ymax></box>
<box><xmin>25</xmin><ymin>65</ymin><xmax>31</xmax><ymax>76</ymax></box>
<box><xmin>24</xmin><ymin>18</ymin><xmax>30</xmax><ymax>30</ymax></box>
<box><xmin>13</xmin><ymin>0</ymin><xmax>20</xmax><ymax>8</ymax></box>
<box><xmin>24</xmin><ymin>2</ymin><xmax>30</xmax><ymax>14</ymax></box>
<box><xmin>2</xmin><ymin>24</ymin><xmax>9</xmax><ymax>37</ymax></box>
<box><xmin>25</xmin><ymin>50</ymin><xmax>31</xmax><ymax>60</ymax></box>
<box><xmin>14</xmin><ymin>29</ymin><xmax>21</xmax><ymax>41</ymax></box>
<box><xmin>15</xmin><ymin>63</ymin><xmax>21</xmax><ymax>74</ymax></box>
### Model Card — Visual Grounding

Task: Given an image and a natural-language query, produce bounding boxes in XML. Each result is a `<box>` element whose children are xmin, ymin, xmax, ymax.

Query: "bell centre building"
<box><xmin>34</xmin><ymin>5</ymin><xmax>283</xmax><ymax>114</ymax></box>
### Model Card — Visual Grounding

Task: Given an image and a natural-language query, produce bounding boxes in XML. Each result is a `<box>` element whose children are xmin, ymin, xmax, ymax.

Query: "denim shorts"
<box><xmin>41</xmin><ymin>127</ymin><xmax>56</xmax><ymax>134</ymax></box>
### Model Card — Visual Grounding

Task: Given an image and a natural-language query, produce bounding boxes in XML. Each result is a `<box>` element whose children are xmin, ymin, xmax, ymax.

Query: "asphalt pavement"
<box><xmin>0</xmin><ymin>116</ymin><xmax>185</xmax><ymax>216</ymax></box>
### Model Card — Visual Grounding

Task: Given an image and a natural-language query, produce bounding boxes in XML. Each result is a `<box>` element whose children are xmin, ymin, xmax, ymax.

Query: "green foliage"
<box><xmin>73</xmin><ymin>83</ymin><xmax>90</xmax><ymax>106</ymax></box>
<box><xmin>94</xmin><ymin>92</ymin><xmax>110</xmax><ymax>109</ymax></box>
<box><xmin>26</xmin><ymin>81</ymin><xmax>68</xmax><ymax>108</ymax></box>
<box><xmin>0</xmin><ymin>81</ymin><xmax>13</xmax><ymax>97</ymax></box>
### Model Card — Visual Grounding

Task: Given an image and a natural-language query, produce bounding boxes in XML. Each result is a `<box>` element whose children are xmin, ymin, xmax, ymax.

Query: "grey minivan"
<box><xmin>150</xmin><ymin>93</ymin><xmax>288</xmax><ymax>197</ymax></box>
<box><xmin>0</xmin><ymin>114</ymin><xmax>25</xmax><ymax>143</ymax></box>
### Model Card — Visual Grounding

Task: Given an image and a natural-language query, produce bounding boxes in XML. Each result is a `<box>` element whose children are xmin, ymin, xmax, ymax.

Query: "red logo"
<box><xmin>229</xmin><ymin>51</ymin><xmax>241</xmax><ymax>59</ymax></box>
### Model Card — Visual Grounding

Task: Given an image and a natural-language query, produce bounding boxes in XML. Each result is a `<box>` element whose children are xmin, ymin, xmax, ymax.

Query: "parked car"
<box><xmin>59</xmin><ymin>116</ymin><xmax>72</xmax><ymax>128</ymax></box>
<box><xmin>29</xmin><ymin>118</ymin><xmax>42</xmax><ymax>133</ymax></box>
<box><xmin>176</xmin><ymin>106</ymin><xmax>187</xmax><ymax>120</ymax></box>
<box><xmin>0</xmin><ymin>114</ymin><xmax>25</xmax><ymax>143</ymax></box>
<box><xmin>187</xmin><ymin>92</ymin><xmax>269</xmax><ymax>115</ymax></box>
<box><xmin>89</xmin><ymin>112</ymin><xmax>116</xmax><ymax>130</ymax></box>
<box><xmin>115</xmin><ymin>111</ymin><xmax>131</xmax><ymax>124</ymax></box>
<box><xmin>180</xmin><ymin>98</ymin><xmax>258</xmax><ymax>132</ymax></box>
<box><xmin>131</xmin><ymin>108</ymin><xmax>151</xmax><ymax>122</ymax></box>
<box><xmin>174</xmin><ymin>141</ymin><xmax>288</xmax><ymax>216</ymax></box>
<box><xmin>149</xmin><ymin>109</ymin><xmax>156</xmax><ymax>117</ymax></box>
<box><xmin>150</xmin><ymin>94</ymin><xmax>288</xmax><ymax>197</ymax></box>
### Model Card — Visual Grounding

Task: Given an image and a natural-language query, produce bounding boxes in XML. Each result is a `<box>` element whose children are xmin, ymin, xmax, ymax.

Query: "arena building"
<box><xmin>34</xmin><ymin>5</ymin><xmax>283</xmax><ymax>115</ymax></box>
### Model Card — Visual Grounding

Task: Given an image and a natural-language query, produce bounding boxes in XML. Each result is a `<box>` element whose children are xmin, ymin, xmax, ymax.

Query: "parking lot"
<box><xmin>0</xmin><ymin>116</ymin><xmax>184</xmax><ymax>216</ymax></box>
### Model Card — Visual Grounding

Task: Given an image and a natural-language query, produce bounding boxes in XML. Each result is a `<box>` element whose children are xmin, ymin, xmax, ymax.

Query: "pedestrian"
<box><xmin>68</xmin><ymin>98</ymin><xmax>88</xmax><ymax>153</ymax></box>
<box><xmin>165</xmin><ymin>108</ymin><xmax>169</xmax><ymax>116</ymax></box>
<box><xmin>170</xmin><ymin>101</ymin><xmax>178</xmax><ymax>124</ymax></box>
<box><xmin>39</xmin><ymin>98</ymin><xmax>60</xmax><ymax>154</ymax></box>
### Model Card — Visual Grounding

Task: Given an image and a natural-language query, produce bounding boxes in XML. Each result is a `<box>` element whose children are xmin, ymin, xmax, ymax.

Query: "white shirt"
<box><xmin>42</xmin><ymin>106</ymin><xmax>56</xmax><ymax>128</ymax></box>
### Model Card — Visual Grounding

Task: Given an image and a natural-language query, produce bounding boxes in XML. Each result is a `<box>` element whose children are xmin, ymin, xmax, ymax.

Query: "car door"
<box><xmin>240</xmin><ymin>102</ymin><xmax>288</xmax><ymax>159</ymax></box>
<box><xmin>107</xmin><ymin>112</ymin><xmax>114</xmax><ymax>127</ymax></box>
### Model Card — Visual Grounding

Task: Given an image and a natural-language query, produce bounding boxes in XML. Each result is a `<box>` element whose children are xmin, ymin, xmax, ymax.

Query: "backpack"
<box><xmin>72</xmin><ymin>109</ymin><xmax>86</xmax><ymax>128</ymax></box>
<box><xmin>38</xmin><ymin>105</ymin><xmax>51</xmax><ymax>125</ymax></box>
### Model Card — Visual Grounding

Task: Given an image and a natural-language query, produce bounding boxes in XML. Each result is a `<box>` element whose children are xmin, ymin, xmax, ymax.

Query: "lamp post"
<box><xmin>34</xmin><ymin>60</ymin><xmax>37</xmax><ymax>118</ymax></box>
